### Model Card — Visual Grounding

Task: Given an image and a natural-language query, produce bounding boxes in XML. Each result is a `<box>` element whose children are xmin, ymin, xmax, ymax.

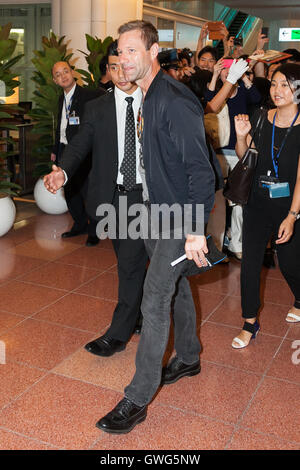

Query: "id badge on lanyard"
<box><xmin>69</xmin><ymin>111</ymin><xmax>80</xmax><ymax>125</ymax></box>
<box><xmin>65</xmin><ymin>96</ymin><xmax>80</xmax><ymax>125</ymax></box>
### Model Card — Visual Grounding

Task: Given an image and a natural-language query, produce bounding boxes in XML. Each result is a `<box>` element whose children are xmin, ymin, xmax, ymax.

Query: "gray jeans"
<box><xmin>124</xmin><ymin>232</ymin><xmax>201</xmax><ymax>407</ymax></box>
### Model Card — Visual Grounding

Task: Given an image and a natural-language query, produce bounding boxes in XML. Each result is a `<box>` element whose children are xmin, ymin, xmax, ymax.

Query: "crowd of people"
<box><xmin>43</xmin><ymin>20</ymin><xmax>300</xmax><ymax>434</ymax></box>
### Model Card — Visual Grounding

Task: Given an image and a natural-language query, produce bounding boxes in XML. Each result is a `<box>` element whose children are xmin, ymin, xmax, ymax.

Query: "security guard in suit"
<box><xmin>51</xmin><ymin>61</ymin><xmax>105</xmax><ymax>246</ymax></box>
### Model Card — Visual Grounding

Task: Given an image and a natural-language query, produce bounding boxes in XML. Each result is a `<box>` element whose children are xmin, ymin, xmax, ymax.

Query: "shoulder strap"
<box><xmin>248</xmin><ymin>107</ymin><xmax>267</xmax><ymax>150</ymax></box>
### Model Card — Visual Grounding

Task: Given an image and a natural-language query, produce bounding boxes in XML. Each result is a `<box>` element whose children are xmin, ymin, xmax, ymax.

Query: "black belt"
<box><xmin>116</xmin><ymin>184</ymin><xmax>143</xmax><ymax>193</ymax></box>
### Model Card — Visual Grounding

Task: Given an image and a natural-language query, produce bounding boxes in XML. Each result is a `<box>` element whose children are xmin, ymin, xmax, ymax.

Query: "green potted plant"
<box><xmin>77</xmin><ymin>34</ymin><xmax>113</xmax><ymax>88</ymax></box>
<box><xmin>0</xmin><ymin>22</ymin><xmax>23</xmax><ymax>236</ymax></box>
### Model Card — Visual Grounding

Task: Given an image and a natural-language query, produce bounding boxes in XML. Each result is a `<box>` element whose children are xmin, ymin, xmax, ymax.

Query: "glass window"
<box><xmin>0</xmin><ymin>3</ymin><xmax>51</xmax><ymax>102</ymax></box>
<box><xmin>176</xmin><ymin>22</ymin><xmax>201</xmax><ymax>50</ymax></box>
<box><xmin>157</xmin><ymin>17</ymin><xmax>174</xmax><ymax>48</ymax></box>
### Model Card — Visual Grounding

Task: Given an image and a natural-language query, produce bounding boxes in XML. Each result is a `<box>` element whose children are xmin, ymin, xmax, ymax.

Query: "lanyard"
<box><xmin>271</xmin><ymin>110</ymin><xmax>299</xmax><ymax>178</ymax></box>
<box><xmin>64</xmin><ymin>95</ymin><xmax>73</xmax><ymax>120</ymax></box>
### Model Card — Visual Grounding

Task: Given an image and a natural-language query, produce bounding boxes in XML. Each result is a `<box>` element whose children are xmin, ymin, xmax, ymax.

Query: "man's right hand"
<box><xmin>44</xmin><ymin>165</ymin><xmax>66</xmax><ymax>194</ymax></box>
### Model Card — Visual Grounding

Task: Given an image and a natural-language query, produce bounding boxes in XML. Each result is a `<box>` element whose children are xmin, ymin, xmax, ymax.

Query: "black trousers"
<box><xmin>241</xmin><ymin>203</ymin><xmax>300</xmax><ymax>318</ymax></box>
<box><xmin>105</xmin><ymin>188</ymin><xmax>148</xmax><ymax>342</ymax></box>
<box><xmin>58</xmin><ymin>143</ymin><xmax>97</xmax><ymax>236</ymax></box>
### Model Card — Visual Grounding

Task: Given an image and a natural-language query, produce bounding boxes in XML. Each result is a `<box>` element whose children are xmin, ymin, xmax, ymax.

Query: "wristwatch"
<box><xmin>288</xmin><ymin>210</ymin><xmax>300</xmax><ymax>220</ymax></box>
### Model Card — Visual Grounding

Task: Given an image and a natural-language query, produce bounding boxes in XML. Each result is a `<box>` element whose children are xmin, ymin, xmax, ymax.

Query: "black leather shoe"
<box><xmin>161</xmin><ymin>356</ymin><xmax>200</xmax><ymax>385</ymax></box>
<box><xmin>84</xmin><ymin>335</ymin><xmax>126</xmax><ymax>357</ymax></box>
<box><xmin>61</xmin><ymin>228</ymin><xmax>88</xmax><ymax>238</ymax></box>
<box><xmin>85</xmin><ymin>235</ymin><xmax>99</xmax><ymax>247</ymax></box>
<box><xmin>96</xmin><ymin>398</ymin><xmax>147</xmax><ymax>434</ymax></box>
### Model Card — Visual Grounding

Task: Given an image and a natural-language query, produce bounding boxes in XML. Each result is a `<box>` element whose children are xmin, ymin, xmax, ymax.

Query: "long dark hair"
<box><xmin>271</xmin><ymin>63</ymin><xmax>300</xmax><ymax>110</ymax></box>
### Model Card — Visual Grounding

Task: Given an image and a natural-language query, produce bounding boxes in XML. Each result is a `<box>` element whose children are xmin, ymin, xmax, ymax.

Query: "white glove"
<box><xmin>226</xmin><ymin>59</ymin><xmax>249</xmax><ymax>85</ymax></box>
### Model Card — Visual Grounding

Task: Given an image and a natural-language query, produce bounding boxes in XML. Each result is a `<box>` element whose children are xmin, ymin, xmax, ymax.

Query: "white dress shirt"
<box><xmin>60</xmin><ymin>83</ymin><xmax>76</xmax><ymax>145</ymax></box>
<box><xmin>114</xmin><ymin>85</ymin><xmax>142</xmax><ymax>185</ymax></box>
<box><xmin>63</xmin><ymin>85</ymin><xmax>143</xmax><ymax>186</ymax></box>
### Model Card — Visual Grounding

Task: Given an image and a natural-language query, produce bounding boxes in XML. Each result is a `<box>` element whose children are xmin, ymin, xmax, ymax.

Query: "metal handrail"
<box><xmin>236</xmin><ymin>15</ymin><xmax>256</xmax><ymax>41</ymax></box>
<box><xmin>215</xmin><ymin>6</ymin><xmax>238</xmax><ymax>28</ymax></box>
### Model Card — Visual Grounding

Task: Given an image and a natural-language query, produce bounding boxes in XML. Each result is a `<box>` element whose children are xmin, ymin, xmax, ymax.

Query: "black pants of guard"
<box><xmin>241</xmin><ymin>203</ymin><xmax>300</xmax><ymax>318</ymax></box>
<box><xmin>105</xmin><ymin>188</ymin><xmax>148</xmax><ymax>342</ymax></box>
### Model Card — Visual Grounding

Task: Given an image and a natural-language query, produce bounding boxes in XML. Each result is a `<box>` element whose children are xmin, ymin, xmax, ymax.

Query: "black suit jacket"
<box><xmin>59</xmin><ymin>91</ymin><xmax>119</xmax><ymax>220</ymax></box>
<box><xmin>53</xmin><ymin>83</ymin><xmax>105</xmax><ymax>158</ymax></box>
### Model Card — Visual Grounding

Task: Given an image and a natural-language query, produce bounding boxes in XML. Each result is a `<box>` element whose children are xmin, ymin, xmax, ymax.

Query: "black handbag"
<box><xmin>223</xmin><ymin>109</ymin><xmax>266</xmax><ymax>205</ymax></box>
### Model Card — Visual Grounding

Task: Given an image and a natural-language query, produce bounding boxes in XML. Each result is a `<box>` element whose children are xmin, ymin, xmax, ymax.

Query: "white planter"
<box><xmin>0</xmin><ymin>194</ymin><xmax>16</xmax><ymax>237</ymax></box>
<box><xmin>34</xmin><ymin>178</ymin><xmax>68</xmax><ymax>215</ymax></box>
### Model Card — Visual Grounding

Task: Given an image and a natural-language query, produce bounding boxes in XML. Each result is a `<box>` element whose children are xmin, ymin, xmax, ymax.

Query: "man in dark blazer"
<box><xmin>44</xmin><ymin>43</ymin><xmax>147</xmax><ymax>355</ymax></box>
<box><xmin>51</xmin><ymin>61</ymin><xmax>105</xmax><ymax>246</ymax></box>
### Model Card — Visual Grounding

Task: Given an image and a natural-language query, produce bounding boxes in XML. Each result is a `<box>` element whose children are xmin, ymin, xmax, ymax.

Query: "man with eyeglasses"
<box><xmin>44</xmin><ymin>41</ymin><xmax>148</xmax><ymax>355</ymax></box>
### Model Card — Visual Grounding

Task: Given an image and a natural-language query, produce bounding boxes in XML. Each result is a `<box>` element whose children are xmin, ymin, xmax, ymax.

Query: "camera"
<box><xmin>181</xmin><ymin>48</ymin><xmax>193</xmax><ymax>58</ymax></box>
<box><xmin>234</xmin><ymin>36</ymin><xmax>243</xmax><ymax>47</ymax></box>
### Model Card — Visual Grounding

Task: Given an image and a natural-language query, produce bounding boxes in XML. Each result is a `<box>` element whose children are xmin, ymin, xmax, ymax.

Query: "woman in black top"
<box><xmin>232</xmin><ymin>63</ymin><xmax>300</xmax><ymax>348</ymax></box>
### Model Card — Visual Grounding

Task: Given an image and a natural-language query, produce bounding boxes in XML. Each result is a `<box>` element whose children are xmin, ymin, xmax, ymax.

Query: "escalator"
<box><xmin>213</xmin><ymin>10</ymin><xmax>251</xmax><ymax>58</ymax></box>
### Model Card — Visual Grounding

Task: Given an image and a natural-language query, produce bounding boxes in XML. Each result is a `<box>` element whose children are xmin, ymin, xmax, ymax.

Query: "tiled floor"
<box><xmin>0</xmin><ymin>201</ymin><xmax>299</xmax><ymax>450</ymax></box>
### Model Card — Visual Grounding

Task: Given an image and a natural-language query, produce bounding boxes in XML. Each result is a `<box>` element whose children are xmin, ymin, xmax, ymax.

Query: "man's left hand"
<box><xmin>185</xmin><ymin>234</ymin><xmax>208</xmax><ymax>268</ymax></box>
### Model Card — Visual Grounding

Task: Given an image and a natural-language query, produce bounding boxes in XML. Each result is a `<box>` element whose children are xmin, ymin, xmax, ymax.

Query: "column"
<box><xmin>91</xmin><ymin>0</ymin><xmax>107</xmax><ymax>38</ymax></box>
<box><xmin>105</xmin><ymin>0</ymin><xmax>143</xmax><ymax>38</ymax></box>
<box><xmin>51</xmin><ymin>0</ymin><xmax>61</xmax><ymax>36</ymax></box>
<box><xmin>58</xmin><ymin>0</ymin><xmax>92</xmax><ymax>70</ymax></box>
<box><xmin>52</xmin><ymin>0</ymin><xmax>143</xmax><ymax>70</ymax></box>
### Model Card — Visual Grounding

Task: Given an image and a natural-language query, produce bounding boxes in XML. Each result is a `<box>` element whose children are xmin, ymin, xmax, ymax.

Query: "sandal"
<box><xmin>232</xmin><ymin>320</ymin><xmax>260</xmax><ymax>349</ymax></box>
<box><xmin>286</xmin><ymin>311</ymin><xmax>300</xmax><ymax>323</ymax></box>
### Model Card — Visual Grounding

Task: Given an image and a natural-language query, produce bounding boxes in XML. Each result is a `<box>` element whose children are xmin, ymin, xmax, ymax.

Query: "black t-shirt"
<box><xmin>248</xmin><ymin>111</ymin><xmax>300</xmax><ymax>212</ymax></box>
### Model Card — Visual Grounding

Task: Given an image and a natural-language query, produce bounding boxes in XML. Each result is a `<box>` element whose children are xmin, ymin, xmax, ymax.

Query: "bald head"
<box><xmin>52</xmin><ymin>61</ymin><xmax>75</xmax><ymax>93</ymax></box>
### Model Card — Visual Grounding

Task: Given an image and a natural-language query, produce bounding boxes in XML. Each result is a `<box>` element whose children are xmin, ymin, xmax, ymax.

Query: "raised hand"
<box><xmin>224</xmin><ymin>36</ymin><xmax>235</xmax><ymax>56</ymax></box>
<box><xmin>251</xmin><ymin>48</ymin><xmax>265</xmax><ymax>58</ymax></box>
<box><xmin>44</xmin><ymin>165</ymin><xmax>66</xmax><ymax>194</ymax></box>
<box><xmin>219</xmin><ymin>23</ymin><xmax>229</xmax><ymax>40</ymax></box>
<box><xmin>226</xmin><ymin>59</ymin><xmax>249</xmax><ymax>84</ymax></box>
<box><xmin>200</xmin><ymin>22</ymin><xmax>209</xmax><ymax>41</ymax></box>
<box><xmin>257</xmin><ymin>29</ymin><xmax>269</xmax><ymax>50</ymax></box>
<box><xmin>213</xmin><ymin>58</ymin><xmax>224</xmax><ymax>77</ymax></box>
<box><xmin>177</xmin><ymin>65</ymin><xmax>195</xmax><ymax>80</ymax></box>
<box><xmin>234</xmin><ymin>114</ymin><xmax>252</xmax><ymax>138</ymax></box>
